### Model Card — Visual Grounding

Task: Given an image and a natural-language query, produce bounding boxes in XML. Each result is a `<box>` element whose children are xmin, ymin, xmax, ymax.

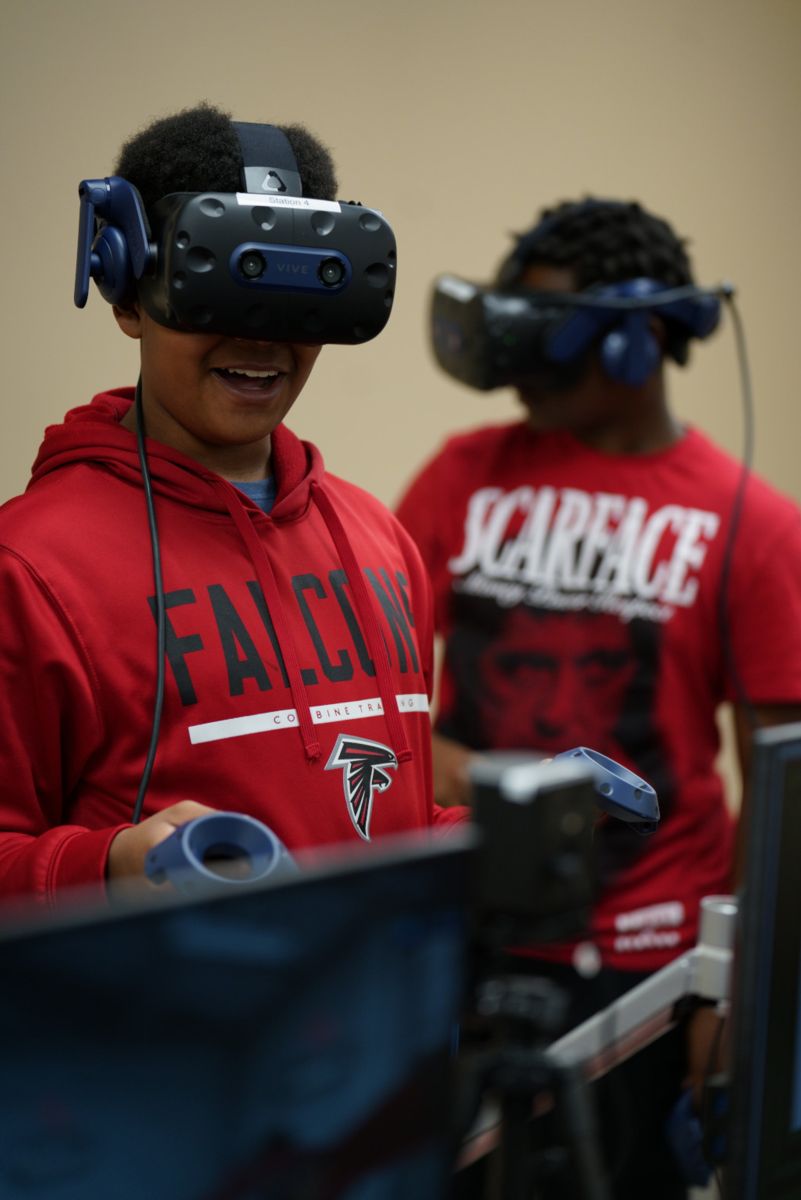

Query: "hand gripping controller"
<box><xmin>554</xmin><ymin>746</ymin><xmax>660</xmax><ymax>832</ymax></box>
<box><xmin>145</xmin><ymin>812</ymin><xmax>296</xmax><ymax>894</ymax></box>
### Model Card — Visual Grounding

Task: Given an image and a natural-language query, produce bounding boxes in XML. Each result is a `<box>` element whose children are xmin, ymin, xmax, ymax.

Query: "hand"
<box><xmin>107</xmin><ymin>800</ymin><xmax>217</xmax><ymax>883</ymax></box>
<box><xmin>684</xmin><ymin>1003</ymin><xmax>728</xmax><ymax>1109</ymax></box>
<box><xmin>431</xmin><ymin>732</ymin><xmax>480</xmax><ymax>808</ymax></box>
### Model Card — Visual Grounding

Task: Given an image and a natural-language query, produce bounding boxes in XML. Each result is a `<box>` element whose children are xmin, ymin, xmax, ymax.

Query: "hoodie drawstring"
<box><xmin>216</xmin><ymin>482</ymin><xmax>322</xmax><ymax>762</ymax></box>
<box><xmin>216</xmin><ymin>479</ymin><xmax>413</xmax><ymax>767</ymax></box>
<box><xmin>310</xmin><ymin>482</ymin><xmax>412</xmax><ymax>765</ymax></box>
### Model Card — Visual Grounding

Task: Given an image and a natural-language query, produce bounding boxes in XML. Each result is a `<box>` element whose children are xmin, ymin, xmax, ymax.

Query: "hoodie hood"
<box><xmin>30</xmin><ymin>388</ymin><xmax>324</xmax><ymax>523</ymax></box>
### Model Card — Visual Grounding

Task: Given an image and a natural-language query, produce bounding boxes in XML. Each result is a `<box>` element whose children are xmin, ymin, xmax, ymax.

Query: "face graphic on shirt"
<box><xmin>451</xmin><ymin>606</ymin><xmax>640</xmax><ymax>759</ymax></box>
<box><xmin>443</xmin><ymin>600</ymin><xmax>673</xmax><ymax>882</ymax></box>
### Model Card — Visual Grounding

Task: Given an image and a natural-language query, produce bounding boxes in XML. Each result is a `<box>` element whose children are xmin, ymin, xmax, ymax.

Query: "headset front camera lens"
<box><xmin>319</xmin><ymin>258</ymin><xmax>345</xmax><ymax>287</ymax></box>
<box><xmin>239</xmin><ymin>251</ymin><xmax>266</xmax><ymax>280</ymax></box>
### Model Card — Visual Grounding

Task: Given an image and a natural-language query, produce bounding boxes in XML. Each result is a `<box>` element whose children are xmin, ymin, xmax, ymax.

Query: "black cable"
<box><xmin>132</xmin><ymin>377</ymin><xmax>166</xmax><ymax>824</ymax></box>
<box><xmin>510</xmin><ymin>282</ymin><xmax>725</xmax><ymax>310</ymax></box>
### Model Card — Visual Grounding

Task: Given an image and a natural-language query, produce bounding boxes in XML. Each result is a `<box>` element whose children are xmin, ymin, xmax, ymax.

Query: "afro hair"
<box><xmin>498</xmin><ymin>198</ymin><xmax>694</xmax><ymax>291</ymax></box>
<box><xmin>114</xmin><ymin>101</ymin><xmax>338</xmax><ymax>216</ymax></box>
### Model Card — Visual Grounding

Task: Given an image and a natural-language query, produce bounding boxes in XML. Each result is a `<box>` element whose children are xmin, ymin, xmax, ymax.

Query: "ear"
<box><xmin>112</xmin><ymin>302</ymin><xmax>143</xmax><ymax>341</ymax></box>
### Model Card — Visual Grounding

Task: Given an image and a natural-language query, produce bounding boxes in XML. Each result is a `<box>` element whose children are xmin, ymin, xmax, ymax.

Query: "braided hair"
<box><xmin>498</xmin><ymin>197</ymin><xmax>697</xmax><ymax>365</ymax></box>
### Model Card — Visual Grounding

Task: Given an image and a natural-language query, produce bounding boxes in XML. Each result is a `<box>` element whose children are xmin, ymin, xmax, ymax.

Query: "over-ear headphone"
<box><xmin>74</xmin><ymin>123</ymin><xmax>397</xmax><ymax>346</ymax></box>
<box><xmin>429</xmin><ymin>274</ymin><xmax>723</xmax><ymax>392</ymax></box>
<box><xmin>74</xmin><ymin>175</ymin><xmax>152</xmax><ymax>309</ymax></box>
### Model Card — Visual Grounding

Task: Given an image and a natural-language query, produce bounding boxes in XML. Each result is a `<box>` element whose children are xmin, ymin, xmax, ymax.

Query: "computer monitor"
<box><xmin>725</xmin><ymin>721</ymin><xmax>801</xmax><ymax>1199</ymax></box>
<box><xmin>0</xmin><ymin>831</ymin><xmax>474</xmax><ymax>1200</ymax></box>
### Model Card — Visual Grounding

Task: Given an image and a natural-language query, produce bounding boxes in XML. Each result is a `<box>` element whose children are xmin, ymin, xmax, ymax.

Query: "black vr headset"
<box><xmin>74</xmin><ymin>122</ymin><xmax>396</xmax><ymax>345</ymax></box>
<box><xmin>430</xmin><ymin>273</ymin><xmax>725</xmax><ymax>391</ymax></box>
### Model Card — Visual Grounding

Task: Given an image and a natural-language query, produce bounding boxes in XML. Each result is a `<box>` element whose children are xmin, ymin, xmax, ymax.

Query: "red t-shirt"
<box><xmin>397</xmin><ymin>421</ymin><xmax>801</xmax><ymax>970</ymax></box>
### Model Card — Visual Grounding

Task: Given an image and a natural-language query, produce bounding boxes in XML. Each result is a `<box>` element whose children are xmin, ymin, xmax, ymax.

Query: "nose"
<box><xmin>536</xmin><ymin>664</ymin><xmax>583</xmax><ymax>745</ymax></box>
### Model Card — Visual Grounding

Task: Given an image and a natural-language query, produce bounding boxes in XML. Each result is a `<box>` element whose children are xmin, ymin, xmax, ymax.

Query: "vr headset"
<box><xmin>74</xmin><ymin>122</ymin><xmax>396</xmax><ymax>345</ymax></box>
<box><xmin>430</xmin><ymin>274</ymin><xmax>724</xmax><ymax>390</ymax></box>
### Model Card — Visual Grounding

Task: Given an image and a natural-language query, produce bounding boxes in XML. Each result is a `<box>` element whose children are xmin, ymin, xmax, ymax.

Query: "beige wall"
<box><xmin>2</xmin><ymin>0</ymin><xmax>800</xmax><ymax>514</ymax></box>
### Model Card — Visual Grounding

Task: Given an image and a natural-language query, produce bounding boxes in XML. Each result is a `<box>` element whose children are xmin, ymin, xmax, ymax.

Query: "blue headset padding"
<box><xmin>546</xmin><ymin>278</ymin><xmax>721</xmax><ymax>363</ymax></box>
<box><xmin>92</xmin><ymin>224</ymin><xmax>134</xmax><ymax>306</ymax></box>
<box><xmin>602</xmin><ymin>309</ymin><xmax>661</xmax><ymax>386</ymax></box>
<box><xmin>74</xmin><ymin>176</ymin><xmax>152</xmax><ymax>308</ymax></box>
<box><xmin>544</xmin><ymin>277</ymin><xmax>721</xmax><ymax>386</ymax></box>
<box><xmin>659</xmin><ymin>290</ymin><xmax>721</xmax><ymax>338</ymax></box>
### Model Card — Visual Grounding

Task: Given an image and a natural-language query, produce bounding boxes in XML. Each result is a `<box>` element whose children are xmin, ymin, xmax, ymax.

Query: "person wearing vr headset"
<box><xmin>0</xmin><ymin>102</ymin><xmax>467</xmax><ymax>905</ymax></box>
<box><xmin>396</xmin><ymin>198</ymin><xmax>801</xmax><ymax>1196</ymax></box>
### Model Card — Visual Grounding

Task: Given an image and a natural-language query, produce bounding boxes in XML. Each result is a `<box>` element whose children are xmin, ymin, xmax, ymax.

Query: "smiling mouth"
<box><xmin>212</xmin><ymin>367</ymin><xmax>285</xmax><ymax>390</ymax></box>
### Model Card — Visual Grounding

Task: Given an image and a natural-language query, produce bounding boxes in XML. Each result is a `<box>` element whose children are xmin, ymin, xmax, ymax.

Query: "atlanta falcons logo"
<box><xmin>325</xmin><ymin>733</ymin><xmax>399</xmax><ymax>841</ymax></box>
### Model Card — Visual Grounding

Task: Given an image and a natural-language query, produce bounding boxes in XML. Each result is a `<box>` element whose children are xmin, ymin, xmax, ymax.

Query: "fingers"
<box><xmin>156</xmin><ymin>799</ymin><xmax>217</xmax><ymax>830</ymax></box>
<box><xmin>106</xmin><ymin>800</ymin><xmax>217</xmax><ymax>881</ymax></box>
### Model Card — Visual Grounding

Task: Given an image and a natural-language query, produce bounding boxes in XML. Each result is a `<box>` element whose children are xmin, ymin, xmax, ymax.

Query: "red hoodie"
<box><xmin>0</xmin><ymin>390</ymin><xmax>466</xmax><ymax>905</ymax></box>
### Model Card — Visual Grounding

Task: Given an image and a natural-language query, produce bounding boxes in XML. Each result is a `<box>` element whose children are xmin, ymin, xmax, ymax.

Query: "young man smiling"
<box><xmin>0</xmin><ymin>102</ymin><xmax>464</xmax><ymax>904</ymax></box>
<box><xmin>115</xmin><ymin>314</ymin><xmax>321</xmax><ymax>478</ymax></box>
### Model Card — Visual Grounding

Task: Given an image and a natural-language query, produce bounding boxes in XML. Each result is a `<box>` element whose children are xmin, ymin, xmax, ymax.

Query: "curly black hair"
<box><xmin>114</xmin><ymin>101</ymin><xmax>338</xmax><ymax>216</ymax></box>
<box><xmin>497</xmin><ymin>198</ymin><xmax>694</xmax><ymax>291</ymax></box>
<box><xmin>496</xmin><ymin>197</ymin><xmax>697</xmax><ymax>366</ymax></box>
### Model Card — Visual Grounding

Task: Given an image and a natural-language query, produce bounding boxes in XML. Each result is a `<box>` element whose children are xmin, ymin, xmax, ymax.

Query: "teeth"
<box><xmin>225</xmin><ymin>368</ymin><xmax>279</xmax><ymax>379</ymax></box>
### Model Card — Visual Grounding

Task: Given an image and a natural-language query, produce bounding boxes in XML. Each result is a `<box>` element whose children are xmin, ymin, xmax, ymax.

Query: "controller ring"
<box><xmin>554</xmin><ymin>746</ymin><xmax>659</xmax><ymax>829</ymax></box>
<box><xmin>145</xmin><ymin>812</ymin><xmax>295</xmax><ymax>893</ymax></box>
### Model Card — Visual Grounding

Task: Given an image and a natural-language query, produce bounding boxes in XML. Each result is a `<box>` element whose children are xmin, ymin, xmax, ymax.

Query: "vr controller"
<box><xmin>430</xmin><ymin>274</ymin><xmax>724</xmax><ymax>390</ymax></box>
<box><xmin>74</xmin><ymin>123</ymin><xmax>396</xmax><ymax>345</ymax></box>
<box><xmin>553</xmin><ymin>746</ymin><xmax>659</xmax><ymax>832</ymax></box>
<box><xmin>469</xmin><ymin>746</ymin><xmax>658</xmax><ymax>945</ymax></box>
<box><xmin>144</xmin><ymin>749</ymin><xmax>657</xmax><ymax>893</ymax></box>
<box><xmin>145</xmin><ymin>812</ymin><xmax>296</xmax><ymax>895</ymax></box>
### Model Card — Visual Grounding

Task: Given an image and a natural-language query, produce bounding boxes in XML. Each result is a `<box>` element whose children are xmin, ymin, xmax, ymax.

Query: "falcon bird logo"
<box><xmin>325</xmin><ymin>734</ymin><xmax>399</xmax><ymax>841</ymax></box>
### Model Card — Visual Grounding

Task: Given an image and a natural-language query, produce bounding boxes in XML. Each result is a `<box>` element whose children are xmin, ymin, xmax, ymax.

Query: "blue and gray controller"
<box><xmin>144</xmin><ymin>748</ymin><xmax>657</xmax><ymax>892</ymax></box>
<box><xmin>554</xmin><ymin>746</ymin><xmax>660</xmax><ymax>832</ymax></box>
<box><xmin>145</xmin><ymin>812</ymin><xmax>296</xmax><ymax>894</ymax></box>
